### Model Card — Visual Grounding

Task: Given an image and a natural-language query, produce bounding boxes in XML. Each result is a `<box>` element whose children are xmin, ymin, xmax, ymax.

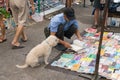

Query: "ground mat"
<box><xmin>45</xmin><ymin>28</ymin><xmax>120</xmax><ymax>80</ymax></box>
<box><xmin>45</xmin><ymin>50</ymin><xmax>94</xmax><ymax>79</ymax></box>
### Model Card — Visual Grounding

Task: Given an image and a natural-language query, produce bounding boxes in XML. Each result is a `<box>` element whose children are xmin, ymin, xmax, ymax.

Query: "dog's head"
<box><xmin>46</xmin><ymin>35</ymin><xmax>59</xmax><ymax>47</ymax></box>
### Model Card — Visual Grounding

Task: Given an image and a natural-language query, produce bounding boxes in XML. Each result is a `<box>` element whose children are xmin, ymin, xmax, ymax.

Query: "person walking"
<box><xmin>6</xmin><ymin>0</ymin><xmax>35</xmax><ymax>49</ymax></box>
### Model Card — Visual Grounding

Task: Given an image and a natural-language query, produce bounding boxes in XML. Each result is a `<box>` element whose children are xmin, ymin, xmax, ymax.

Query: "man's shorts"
<box><xmin>93</xmin><ymin>0</ymin><xmax>105</xmax><ymax>10</ymax></box>
<box><xmin>9</xmin><ymin>0</ymin><xmax>29</xmax><ymax>26</ymax></box>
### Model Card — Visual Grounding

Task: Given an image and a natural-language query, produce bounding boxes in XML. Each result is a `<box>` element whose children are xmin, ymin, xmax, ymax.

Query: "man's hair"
<box><xmin>63</xmin><ymin>7</ymin><xmax>75</xmax><ymax>20</ymax></box>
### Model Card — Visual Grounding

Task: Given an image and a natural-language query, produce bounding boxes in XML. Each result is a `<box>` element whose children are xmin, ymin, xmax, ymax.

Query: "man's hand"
<box><xmin>75</xmin><ymin>30</ymin><xmax>83</xmax><ymax>41</ymax></box>
<box><xmin>63</xmin><ymin>41</ymin><xmax>71</xmax><ymax>48</ymax></box>
<box><xmin>59</xmin><ymin>39</ymin><xmax>71</xmax><ymax>48</ymax></box>
<box><xmin>78</xmin><ymin>37</ymin><xmax>83</xmax><ymax>41</ymax></box>
<box><xmin>31</xmin><ymin>5</ymin><xmax>35</xmax><ymax>14</ymax></box>
<box><xmin>29</xmin><ymin>0</ymin><xmax>35</xmax><ymax>14</ymax></box>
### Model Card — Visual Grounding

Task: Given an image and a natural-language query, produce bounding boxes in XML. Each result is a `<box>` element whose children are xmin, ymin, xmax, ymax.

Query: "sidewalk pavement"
<box><xmin>0</xmin><ymin>1</ymin><xmax>94</xmax><ymax>80</ymax></box>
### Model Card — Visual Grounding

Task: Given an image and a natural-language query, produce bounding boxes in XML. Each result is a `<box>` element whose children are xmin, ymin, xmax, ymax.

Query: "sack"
<box><xmin>100</xmin><ymin>0</ymin><xmax>106</xmax><ymax>4</ymax></box>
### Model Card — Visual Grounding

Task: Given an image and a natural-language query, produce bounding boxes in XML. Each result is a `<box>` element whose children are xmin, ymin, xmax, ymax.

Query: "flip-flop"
<box><xmin>12</xmin><ymin>45</ymin><xmax>25</xmax><ymax>49</ymax></box>
<box><xmin>0</xmin><ymin>39</ymin><xmax>7</xmax><ymax>43</ymax></box>
<box><xmin>20</xmin><ymin>38</ymin><xmax>27</xmax><ymax>42</ymax></box>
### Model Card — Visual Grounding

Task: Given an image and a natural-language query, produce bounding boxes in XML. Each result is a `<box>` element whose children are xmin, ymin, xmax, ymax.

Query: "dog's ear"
<box><xmin>46</xmin><ymin>35</ymin><xmax>58</xmax><ymax>46</ymax></box>
<box><xmin>51</xmin><ymin>36</ymin><xmax>59</xmax><ymax>46</ymax></box>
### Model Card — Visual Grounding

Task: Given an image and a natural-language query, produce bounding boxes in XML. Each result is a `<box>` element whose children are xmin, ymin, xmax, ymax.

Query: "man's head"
<box><xmin>63</xmin><ymin>7</ymin><xmax>75</xmax><ymax>21</ymax></box>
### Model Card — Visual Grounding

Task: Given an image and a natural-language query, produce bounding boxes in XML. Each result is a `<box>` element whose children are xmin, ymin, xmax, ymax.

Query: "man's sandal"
<box><xmin>0</xmin><ymin>39</ymin><xmax>7</xmax><ymax>43</ymax></box>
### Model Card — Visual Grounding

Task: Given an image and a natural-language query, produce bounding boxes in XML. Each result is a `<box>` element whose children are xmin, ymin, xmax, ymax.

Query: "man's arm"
<box><xmin>51</xmin><ymin>32</ymin><xmax>71</xmax><ymax>48</ymax></box>
<box><xmin>29</xmin><ymin>0</ymin><xmax>35</xmax><ymax>14</ymax></box>
<box><xmin>5</xmin><ymin>0</ymin><xmax>9</xmax><ymax>11</ymax></box>
<box><xmin>75</xmin><ymin>29</ymin><xmax>83</xmax><ymax>41</ymax></box>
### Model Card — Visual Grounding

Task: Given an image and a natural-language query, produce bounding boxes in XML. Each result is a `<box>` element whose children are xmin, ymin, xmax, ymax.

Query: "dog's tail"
<box><xmin>16</xmin><ymin>64</ymin><xmax>28</xmax><ymax>69</ymax></box>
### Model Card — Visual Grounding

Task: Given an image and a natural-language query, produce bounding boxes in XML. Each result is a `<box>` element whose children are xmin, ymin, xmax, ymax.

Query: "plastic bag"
<box><xmin>31</xmin><ymin>13</ymin><xmax>43</xmax><ymax>22</ymax></box>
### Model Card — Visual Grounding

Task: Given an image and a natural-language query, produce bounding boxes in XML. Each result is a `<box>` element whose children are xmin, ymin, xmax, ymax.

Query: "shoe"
<box><xmin>54</xmin><ymin>44</ymin><xmax>67</xmax><ymax>51</ymax></box>
<box><xmin>91</xmin><ymin>24</ymin><xmax>98</xmax><ymax>29</ymax></box>
<box><xmin>12</xmin><ymin>45</ymin><xmax>25</xmax><ymax>49</ymax></box>
<box><xmin>0</xmin><ymin>39</ymin><xmax>7</xmax><ymax>43</ymax></box>
<box><xmin>21</xmin><ymin>38</ymin><xmax>27</xmax><ymax>42</ymax></box>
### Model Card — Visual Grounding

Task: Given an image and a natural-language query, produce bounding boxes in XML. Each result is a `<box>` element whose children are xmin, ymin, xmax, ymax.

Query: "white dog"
<box><xmin>16</xmin><ymin>35</ymin><xmax>59</xmax><ymax>69</ymax></box>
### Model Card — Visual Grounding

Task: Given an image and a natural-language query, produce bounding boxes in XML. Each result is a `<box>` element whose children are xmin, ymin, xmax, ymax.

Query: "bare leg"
<box><xmin>94</xmin><ymin>8</ymin><xmax>100</xmax><ymax>25</ymax></box>
<box><xmin>11</xmin><ymin>25</ymin><xmax>24</xmax><ymax>46</ymax></box>
<box><xmin>14</xmin><ymin>26</ymin><xmax>27</xmax><ymax>41</ymax></box>
<box><xmin>21</xmin><ymin>29</ymin><xmax>27</xmax><ymax>41</ymax></box>
<box><xmin>0</xmin><ymin>21</ymin><xmax>6</xmax><ymax>42</ymax></box>
<box><xmin>104</xmin><ymin>9</ymin><xmax>110</xmax><ymax>30</ymax></box>
<box><xmin>104</xmin><ymin>9</ymin><xmax>108</xmax><ymax>27</ymax></box>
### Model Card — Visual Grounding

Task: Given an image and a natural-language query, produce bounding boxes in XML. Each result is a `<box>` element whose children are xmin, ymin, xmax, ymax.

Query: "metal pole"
<box><xmin>83</xmin><ymin>0</ymin><xmax>86</xmax><ymax>7</ymax></box>
<box><xmin>38</xmin><ymin>0</ymin><xmax>40</xmax><ymax>13</ymax></box>
<box><xmin>42</xmin><ymin>0</ymin><xmax>45</xmax><ymax>18</ymax></box>
<box><xmin>94</xmin><ymin>0</ymin><xmax>110</xmax><ymax>79</ymax></box>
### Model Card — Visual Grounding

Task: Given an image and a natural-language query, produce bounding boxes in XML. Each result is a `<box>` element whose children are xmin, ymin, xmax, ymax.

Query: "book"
<box><xmin>70</xmin><ymin>39</ymin><xmax>85</xmax><ymax>52</ymax></box>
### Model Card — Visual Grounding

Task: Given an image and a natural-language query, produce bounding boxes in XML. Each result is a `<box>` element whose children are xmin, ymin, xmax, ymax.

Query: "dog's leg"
<box><xmin>44</xmin><ymin>55</ymin><xmax>49</xmax><ymax>64</ymax></box>
<box><xmin>31</xmin><ymin>63</ymin><xmax>40</xmax><ymax>68</ymax></box>
<box><xmin>30</xmin><ymin>58</ymin><xmax>39</xmax><ymax>68</ymax></box>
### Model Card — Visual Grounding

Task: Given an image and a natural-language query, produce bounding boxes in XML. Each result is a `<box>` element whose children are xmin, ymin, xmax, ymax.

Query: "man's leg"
<box><xmin>55</xmin><ymin>24</ymin><xmax>64</xmax><ymax>40</ymax></box>
<box><xmin>44</xmin><ymin>24</ymin><xmax>64</xmax><ymax>40</ymax></box>
<box><xmin>54</xmin><ymin>24</ymin><xmax>67</xmax><ymax>51</ymax></box>
<box><xmin>94</xmin><ymin>8</ymin><xmax>99</xmax><ymax>25</ymax></box>
<box><xmin>0</xmin><ymin>14</ymin><xmax>6</xmax><ymax>42</ymax></box>
<box><xmin>55</xmin><ymin>25</ymin><xmax>77</xmax><ymax>51</ymax></box>
<box><xmin>21</xmin><ymin>28</ymin><xmax>27</xmax><ymax>42</ymax></box>
<box><xmin>11</xmin><ymin>25</ymin><xmax>24</xmax><ymax>47</ymax></box>
<box><xmin>0</xmin><ymin>21</ymin><xmax>6</xmax><ymax>42</ymax></box>
<box><xmin>64</xmin><ymin>24</ymin><xmax>77</xmax><ymax>39</ymax></box>
<box><xmin>92</xmin><ymin>0</ymin><xmax>101</xmax><ymax>28</ymax></box>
